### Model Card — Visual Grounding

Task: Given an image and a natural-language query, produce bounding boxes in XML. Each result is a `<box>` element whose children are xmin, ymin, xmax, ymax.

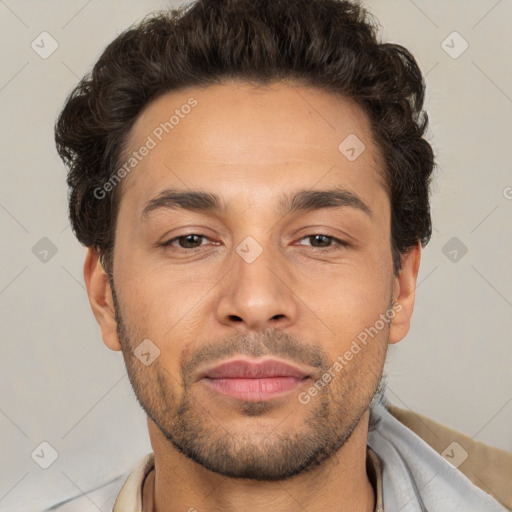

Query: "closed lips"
<box><xmin>199</xmin><ymin>359</ymin><xmax>311</xmax><ymax>380</ymax></box>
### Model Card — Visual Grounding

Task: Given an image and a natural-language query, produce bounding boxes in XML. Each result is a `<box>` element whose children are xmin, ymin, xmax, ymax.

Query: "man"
<box><xmin>51</xmin><ymin>0</ymin><xmax>511</xmax><ymax>510</ymax></box>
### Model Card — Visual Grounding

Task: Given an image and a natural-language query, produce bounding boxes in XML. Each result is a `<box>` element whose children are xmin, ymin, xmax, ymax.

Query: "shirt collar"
<box><xmin>113</xmin><ymin>447</ymin><xmax>384</xmax><ymax>512</ymax></box>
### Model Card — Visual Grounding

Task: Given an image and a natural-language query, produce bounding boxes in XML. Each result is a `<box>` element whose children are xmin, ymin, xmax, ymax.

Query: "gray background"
<box><xmin>0</xmin><ymin>0</ymin><xmax>511</xmax><ymax>510</ymax></box>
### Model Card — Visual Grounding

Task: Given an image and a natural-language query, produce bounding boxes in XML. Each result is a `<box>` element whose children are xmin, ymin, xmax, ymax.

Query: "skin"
<box><xmin>84</xmin><ymin>79</ymin><xmax>421</xmax><ymax>512</ymax></box>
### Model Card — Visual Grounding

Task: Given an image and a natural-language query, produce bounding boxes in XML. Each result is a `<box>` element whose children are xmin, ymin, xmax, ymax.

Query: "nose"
<box><xmin>214</xmin><ymin>239</ymin><xmax>298</xmax><ymax>332</ymax></box>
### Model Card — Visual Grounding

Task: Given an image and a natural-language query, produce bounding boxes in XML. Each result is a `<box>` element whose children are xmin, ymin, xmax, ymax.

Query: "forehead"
<box><xmin>118</xmin><ymin>80</ymin><xmax>388</xmax><ymax>216</ymax></box>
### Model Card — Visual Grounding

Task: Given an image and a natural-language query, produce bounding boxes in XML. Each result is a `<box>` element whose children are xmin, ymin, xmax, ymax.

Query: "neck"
<box><xmin>145</xmin><ymin>409</ymin><xmax>375</xmax><ymax>512</ymax></box>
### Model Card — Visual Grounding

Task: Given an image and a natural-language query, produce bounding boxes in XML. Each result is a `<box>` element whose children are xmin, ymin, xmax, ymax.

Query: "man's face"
<box><xmin>101</xmin><ymin>80</ymin><xmax>403</xmax><ymax>480</ymax></box>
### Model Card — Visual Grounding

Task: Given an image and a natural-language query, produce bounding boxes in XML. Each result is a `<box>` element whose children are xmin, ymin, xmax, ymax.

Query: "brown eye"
<box><xmin>163</xmin><ymin>234</ymin><xmax>208</xmax><ymax>249</ymax></box>
<box><xmin>298</xmin><ymin>235</ymin><xmax>348</xmax><ymax>249</ymax></box>
<box><xmin>308</xmin><ymin>235</ymin><xmax>332</xmax><ymax>247</ymax></box>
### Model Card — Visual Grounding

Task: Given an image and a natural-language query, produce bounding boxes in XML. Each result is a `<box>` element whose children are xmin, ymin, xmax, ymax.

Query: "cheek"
<box><xmin>300</xmin><ymin>258</ymin><xmax>390</xmax><ymax>316</ymax></box>
<box><xmin>117</xmin><ymin>269</ymin><xmax>209</xmax><ymax>366</ymax></box>
<box><xmin>117</xmin><ymin>263</ymin><xmax>200</xmax><ymax>323</ymax></box>
<box><xmin>293</xmin><ymin>264</ymin><xmax>392</xmax><ymax>362</ymax></box>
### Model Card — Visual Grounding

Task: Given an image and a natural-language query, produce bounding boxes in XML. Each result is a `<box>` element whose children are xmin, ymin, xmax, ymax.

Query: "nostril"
<box><xmin>229</xmin><ymin>315</ymin><xmax>243</xmax><ymax>322</ymax></box>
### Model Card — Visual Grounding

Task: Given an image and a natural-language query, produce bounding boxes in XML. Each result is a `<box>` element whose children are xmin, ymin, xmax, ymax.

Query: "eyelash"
<box><xmin>161</xmin><ymin>234</ymin><xmax>349</xmax><ymax>252</ymax></box>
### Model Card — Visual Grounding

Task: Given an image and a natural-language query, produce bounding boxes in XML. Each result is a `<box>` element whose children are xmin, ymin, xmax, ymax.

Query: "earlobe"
<box><xmin>388</xmin><ymin>242</ymin><xmax>422</xmax><ymax>345</ymax></box>
<box><xmin>83</xmin><ymin>247</ymin><xmax>122</xmax><ymax>351</ymax></box>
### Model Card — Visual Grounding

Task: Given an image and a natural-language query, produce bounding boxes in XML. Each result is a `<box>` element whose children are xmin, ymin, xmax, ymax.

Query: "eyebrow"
<box><xmin>140</xmin><ymin>186</ymin><xmax>373</xmax><ymax>221</ymax></box>
<box><xmin>280</xmin><ymin>187</ymin><xmax>373</xmax><ymax>219</ymax></box>
<box><xmin>141</xmin><ymin>189</ymin><xmax>224</xmax><ymax>221</ymax></box>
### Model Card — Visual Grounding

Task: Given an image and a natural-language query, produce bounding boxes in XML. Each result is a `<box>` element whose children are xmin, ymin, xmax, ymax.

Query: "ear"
<box><xmin>388</xmin><ymin>242</ymin><xmax>422</xmax><ymax>345</ymax></box>
<box><xmin>83</xmin><ymin>247</ymin><xmax>122</xmax><ymax>351</ymax></box>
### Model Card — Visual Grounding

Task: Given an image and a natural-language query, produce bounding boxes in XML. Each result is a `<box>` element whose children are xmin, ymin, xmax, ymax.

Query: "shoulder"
<box><xmin>43</xmin><ymin>473</ymin><xmax>128</xmax><ymax>512</ymax></box>
<box><xmin>386</xmin><ymin>402</ymin><xmax>512</xmax><ymax>511</ymax></box>
<box><xmin>44</xmin><ymin>453</ymin><xmax>154</xmax><ymax>512</ymax></box>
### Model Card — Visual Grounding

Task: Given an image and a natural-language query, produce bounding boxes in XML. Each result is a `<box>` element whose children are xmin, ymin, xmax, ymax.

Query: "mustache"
<box><xmin>180</xmin><ymin>330</ymin><xmax>328</xmax><ymax>385</ymax></box>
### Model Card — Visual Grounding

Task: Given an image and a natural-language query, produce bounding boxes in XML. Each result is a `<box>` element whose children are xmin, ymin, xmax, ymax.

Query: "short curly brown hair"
<box><xmin>55</xmin><ymin>0</ymin><xmax>434</xmax><ymax>277</ymax></box>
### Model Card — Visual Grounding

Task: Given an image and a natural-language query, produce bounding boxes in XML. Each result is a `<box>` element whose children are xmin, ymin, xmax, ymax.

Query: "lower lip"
<box><xmin>201</xmin><ymin>376</ymin><xmax>310</xmax><ymax>401</ymax></box>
